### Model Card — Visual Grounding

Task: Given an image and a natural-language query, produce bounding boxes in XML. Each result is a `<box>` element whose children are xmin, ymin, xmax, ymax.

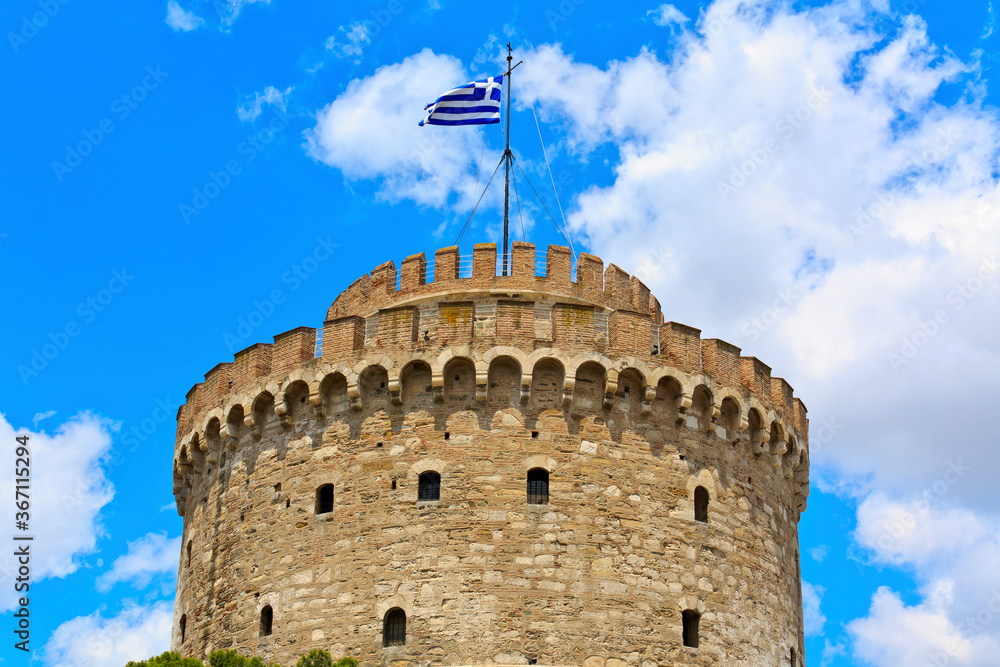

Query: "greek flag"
<box><xmin>419</xmin><ymin>74</ymin><xmax>504</xmax><ymax>127</ymax></box>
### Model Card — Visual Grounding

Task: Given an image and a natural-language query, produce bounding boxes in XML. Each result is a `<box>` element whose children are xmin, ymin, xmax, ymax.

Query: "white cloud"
<box><xmin>803</xmin><ymin>581</ymin><xmax>827</xmax><ymax>637</ymax></box>
<box><xmin>0</xmin><ymin>413</ymin><xmax>115</xmax><ymax>611</ymax></box>
<box><xmin>306</xmin><ymin>49</ymin><xmax>494</xmax><ymax>209</ymax></box>
<box><xmin>32</xmin><ymin>409</ymin><xmax>56</xmax><ymax>427</ymax></box>
<box><xmin>847</xmin><ymin>492</ymin><xmax>1000</xmax><ymax>666</ymax></box>
<box><xmin>216</xmin><ymin>0</ymin><xmax>270</xmax><ymax>25</ymax></box>
<box><xmin>810</xmin><ymin>544</ymin><xmax>829</xmax><ymax>562</ymax></box>
<box><xmin>40</xmin><ymin>601</ymin><xmax>174</xmax><ymax>667</ymax></box>
<box><xmin>509</xmin><ymin>0</ymin><xmax>1000</xmax><ymax>511</ymax></box>
<box><xmin>165</xmin><ymin>1</ymin><xmax>204</xmax><ymax>32</ymax></box>
<box><xmin>849</xmin><ymin>587</ymin><xmax>1000</xmax><ymax>667</ymax></box>
<box><xmin>325</xmin><ymin>22</ymin><xmax>371</xmax><ymax>62</ymax></box>
<box><xmin>237</xmin><ymin>85</ymin><xmax>293</xmax><ymax>122</ymax></box>
<box><xmin>647</xmin><ymin>4</ymin><xmax>690</xmax><ymax>30</ymax></box>
<box><xmin>95</xmin><ymin>532</ymin><xmax>181</xmax><ymax>593</ymax></box>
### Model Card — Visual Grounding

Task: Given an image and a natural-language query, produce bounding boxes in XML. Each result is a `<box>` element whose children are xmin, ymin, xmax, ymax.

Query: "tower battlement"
<box><xmin>171</xmin><ymin>243</ymin><xmax>810</xmax><ymax>667</ymax></box>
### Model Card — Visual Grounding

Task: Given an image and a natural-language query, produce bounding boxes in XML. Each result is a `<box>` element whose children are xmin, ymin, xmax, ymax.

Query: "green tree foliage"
<box><xmin>126</xmin><ymin>652</ymin><xmax>205</xmax><ymax>667</ymax></box>
<box><xmin>126</xmin><ymin>650</ymin><xmax>356</xmax><ymax>667</ymax></box>
<box><xmin>208</xmin><ymin>650</ymin><xmax>282</xmax><ymax>667</ymax></box>
<box><xmin>293</xmin><ymin>650</ymin><xmax>358</xmax><ymax>667</ymax></box>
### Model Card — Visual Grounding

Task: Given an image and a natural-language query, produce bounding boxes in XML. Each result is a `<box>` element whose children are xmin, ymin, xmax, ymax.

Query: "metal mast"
<box><xmin>502</xmin><ymin>43</ymin><xmax>513</xmax><ymax>276</ymax></box>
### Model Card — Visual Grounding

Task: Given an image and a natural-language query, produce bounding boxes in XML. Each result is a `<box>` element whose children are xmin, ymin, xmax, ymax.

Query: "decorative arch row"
<box><xmin>174</xmin><ymin>349</ymin><xmax>808</xmax><ymax>502</ymax></box>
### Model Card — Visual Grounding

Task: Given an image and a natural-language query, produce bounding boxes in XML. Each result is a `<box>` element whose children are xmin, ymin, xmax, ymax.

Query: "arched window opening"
<box><xmin>790</xmin><ymin>647</ymin><xmax>797</xmax><ymax>666</ymax></box>
<box><xmin>383</xmin><ymin>608</ymin><xmax>406</xmax><ymax>647</ymax></box>
<box><xmin>259</xmin><ymin>605</ymin><xmax>273</xmax><ymax>637</ymax></box>
<box><xmin>315</xmin><ymin>484</ymin><xmax>334</xmax><ymax>514</ymax></box>
<box><xmin>527</xmin><ymin>468</ymin><xmax>549</xmax><ymax>505</ymax></box>
<box><xmin>682</xmin><ymin>609</ymin><xmax>700</xmax><ymax>648</ymax></box>
<box><xmin>418</xmin><ymin>471</ymin><xmax>440</xmax><ymax>501</ymax></box>
<box><xmin>179</xmin><ymin>614</ymin><xmax>186</xmax><ymax>644</ymax></box>
<box><xmin>694</xmin><ymin>486</ymin><xmax>709</xmax><ymax>523</ymax></box>
<box><xmin>186</xmin><ymin>540</ymin><xmax>192</xmax><ymax>567</ymax></box>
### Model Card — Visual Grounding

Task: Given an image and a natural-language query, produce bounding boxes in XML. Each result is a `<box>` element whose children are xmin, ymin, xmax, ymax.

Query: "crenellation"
<box><xmin>739</xmin><ymin>357</ymin><xmax>772</xmax><ymax>407</ymax></box>
<box><xmin>701</xmin><ymin>340</ymin><xmax>741</xmax><ymax>388</ymax></box>
<box><xmin>369</xmin><ymin>261</ymin><xmax>397</xmax><ymax>311</ymax></box>
<box><xmin>171</xmin><ymin>243</ymin><xmax>810</xmax><ymax>667</ymax></box>
<box><xmin>435</xmin><ymin>246</ymin><xmax>460</xmax><ymax>284</ymax></box>
<box><xmin>400</xmin><ymin>253</ymin><xmax>427</xmax><ymax>291</ymax></box>
<box><xmin>792</xmin><ymin>398</ymin><xmax>809</xmax><ymax>447</ymax></box>
<box><xmin>628</xmin><ymin>276</ymin><xmax>651</xmax><ymax>315</ymax></box>
<box><xmin>272</xmin><ymin>327</ymin><xmax>316</xmax><ymax>373</ymax></box>
<box><xmin>576</xmin><ymin>252</ymin><xmax>604</xmax><ymax>302</ymax></box>
<box><xmin>603</xmin><ymin>264</ymin><xmax>631</xmax><ymax>312</ymax></box>
<box><xmin>233</xmin><ymin>343</ymin><xmax>273</xmax><ymax>394</ymax></box>
<box><xmin>323</xmin><ymin>317</ymin><xmax>364</xmax><ymax>359</ymax></box>
<box><xmin>770</xmin><ymin>378</ymin><xmax>795</xmax><ymax>418</ymax></box>
<box><xmin>546</xmin><ymin>245</ymin><xmax>573</xmax><ymax>286</ymax></box>
<box><xmin>511</xmin><ymin>241</ymin><xmax>536</xmax><ymax>277</ymax></box>
<box><xmin>660</xmin><ymin>322</ymin><xmax>701</xmax><ymax>373</ymax></box>
<box><xmin>473</xmin><ymin>243</ymin><xmax>497</xmax><ymax>279</ymax></box>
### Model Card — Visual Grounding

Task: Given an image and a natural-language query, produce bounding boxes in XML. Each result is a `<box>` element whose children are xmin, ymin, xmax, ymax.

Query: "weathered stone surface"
<box><xmin>171</xmin><ymin>245</ymin><xmax>809</xmax><ymax>667</ymax></box>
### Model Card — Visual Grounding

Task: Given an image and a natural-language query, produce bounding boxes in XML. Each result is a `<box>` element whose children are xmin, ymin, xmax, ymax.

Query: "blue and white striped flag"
<box><xmin>418</xmin><ymin>74</ymin><xmax>504</xmax><ymax>127</ymax></box>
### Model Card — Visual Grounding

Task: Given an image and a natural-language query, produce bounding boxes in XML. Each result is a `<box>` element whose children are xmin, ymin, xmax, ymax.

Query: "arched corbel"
<box><xmin>520</xmin><ymin>373</ymin><xmax>531</xmax><ymax>404</ymax></box>
<box><xmin>274</xmin><ymin>400</ymin><xmax>292</xmax><ymax>428</ymax></box>
<box><xmin>308</xmin><ymin>380</ymin><xmax>324</xmax><ymax>418</ymax></box>
<box><xmin>388</xmin><ymin>372</ymin><xmax>402</xmax><ymax>405</ymax></box>
<box><xmin>676</xmin><ymin>392</ymin><xmax>693</xmax><ymax>425</ymax></box>
<box><xmin>604</xmin><ymin>372</ymin><xmax>618</xmax><ymax>410</ymax></box>
<box><xmin>347</xmin><ymin>381</ymin><xmax>363</xmax><ymax>411</ymax></box>
<box><xmin>710</xmin><ymin>403</ymin><xmax>722</xmax><ymax>424</ymax></box>
<box><xmin>640</xmin><ymin>385</ymin><xmax>656</xmax><ymax>417</ymax></box>
<box><xmin>475</xmin><ymin>368</ymin><xmax>489</xmax><ymax>403</ymax></box>
<box><xmin>431</xmin><ymin>370</ymin><xmax>445</xmax><ymax>402</ymax></box>
<box><xmin>562</xmin><ymin>376</ymin><xmax>575</xmax><ymax>406</ymax></box>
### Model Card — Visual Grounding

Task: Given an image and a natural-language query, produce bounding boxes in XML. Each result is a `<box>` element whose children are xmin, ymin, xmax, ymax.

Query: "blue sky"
<box><xmin>2</xmin><ymin>0</ymin><xmax>999</xmax><ymax>665</ymax></box>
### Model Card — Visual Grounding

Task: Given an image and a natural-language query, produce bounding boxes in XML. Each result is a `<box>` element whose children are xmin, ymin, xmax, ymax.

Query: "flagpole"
<box><xmin>502</xmin><ymin>43</ymin><xmax>513</xmax><ymax>276</ymax></box>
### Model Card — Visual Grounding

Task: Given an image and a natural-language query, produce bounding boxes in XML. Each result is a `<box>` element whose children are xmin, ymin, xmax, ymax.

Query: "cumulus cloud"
<box><xmin>237</xmin><ymin>85</ymin><xmax>293</xmax><ymax>122</ymax></box>
<box><xmin>95</xmin><ymin>532</ymin><xmax>181</xmax><ymax>593</ymax></box>
<box><xmin>325</xmin><ymin>22</ymin><xmax>371</xmax><ymax>62</ymax></box>
<box><xmin>847</xmin><ymin>493</ymin><xmax>1000</xmax><ymax>666</ymax></box>
<box><xmin>849</xmin><ymin>587</ymin><xmax>1000</xmax><ymax>667</ymax></box>
<box><xmin>306</xmin><ymin>49</ymin><xmax>495</xmax><ymax>208</ymax></box>
<box><xmin>165</xmin><ymin>1</ymin><xmax>204</xmax><ymax>32</ymax></box>
<box><xmin>803</xmin><ymin>581</ymin><xmax>827</xmax><ymax>637</ymax></box>
<box><xmin>40</xmin><ymin>601</ymin><xmax>174</xmax><ymax>667</ymax></box>
<box><xmin>510</xmin><ymin>0</ymin><xmax>1000</xmax><ymax>509</ymax></box>
<box><xmin>0</xmin><ymin>413</ymin><xmax>115</xmax><ymax>611</ymax></box>
<box><xmin>647</xmin><ymin>4</ymin><xmax>690</xmax><ymax>31</ymax></box>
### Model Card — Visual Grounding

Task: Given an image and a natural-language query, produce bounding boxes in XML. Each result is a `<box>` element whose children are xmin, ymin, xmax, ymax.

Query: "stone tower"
<box><xmin>171</xmin><ymin>242</ymin><xmax>810</xmax><ymax>667</ymax></box>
